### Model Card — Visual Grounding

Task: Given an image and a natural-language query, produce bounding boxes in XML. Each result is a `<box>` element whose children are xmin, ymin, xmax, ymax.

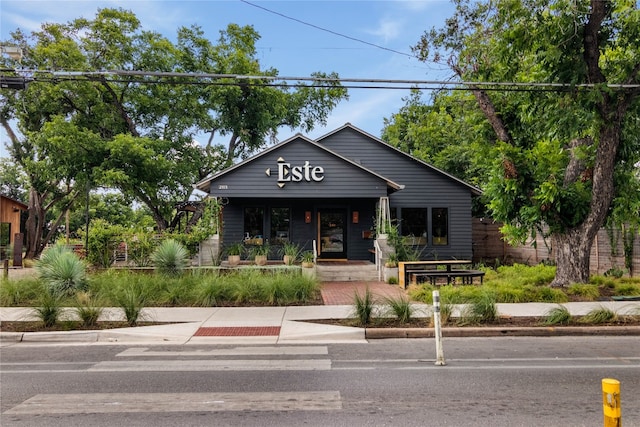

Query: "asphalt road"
<box><xmin>1</xmin><ymin>336</ymin><xmax>639</xmax><ymax>426</ymax></box>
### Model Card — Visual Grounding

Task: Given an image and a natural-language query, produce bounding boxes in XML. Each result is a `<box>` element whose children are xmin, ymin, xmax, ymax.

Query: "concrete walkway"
<box><xmin>2</xmin><ymin>278</ymin><xmax>640</xmax><ymax>344</ymax></box>
<box><xmin>2</xmin><ymin>294</ymin><xmax>640</xmax><ymax>345</ymax></box>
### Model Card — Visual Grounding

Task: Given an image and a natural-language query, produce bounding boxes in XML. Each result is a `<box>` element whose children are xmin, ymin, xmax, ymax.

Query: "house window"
<box><xmin>432</xmin><ymin>208</ymin><xmax>448</xmax><ymax>245</ymax></box>
<box><xmin>270</xmin><ymin>207</ymin><xmax>290</xmax><ymax>245</ymax></box>
<box><xmin>401</xmin><ymin>208</ymin><xmax>427</xmax><ymax>245</ymax></box>
<box><xmin>243</xmin><ymin>207</ymin><xmax>264</xmax><ymax>245</ymax></box>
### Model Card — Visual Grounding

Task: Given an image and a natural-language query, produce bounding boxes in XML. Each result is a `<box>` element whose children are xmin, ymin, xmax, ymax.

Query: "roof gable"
<box><xmin>317</xmin><ymin>123</ymin><xmax>482</xmax><ymax>196</ymax></box>
<box><xmin>195</xmin><ymin>134</ymin><xmax>402</xmax><ymax>198</ymax></box>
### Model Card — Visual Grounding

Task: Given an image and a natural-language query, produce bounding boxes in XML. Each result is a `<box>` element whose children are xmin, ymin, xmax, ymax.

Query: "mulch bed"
<box><xmin>307</xmin><ymin>316</ymin><xmax>640</xmax><ymax>329</ymax></box>
<box><xmin>0</xmin><ymin>321</ymin><xmax>178</xmax><ymax>333</ymax></box>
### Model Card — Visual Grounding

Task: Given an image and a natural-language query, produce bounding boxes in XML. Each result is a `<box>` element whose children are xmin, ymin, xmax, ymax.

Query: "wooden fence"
<box><xmin>472</xmin><ymin>218</ymin><xmax>640</xmax><ymax>276</ymax></box>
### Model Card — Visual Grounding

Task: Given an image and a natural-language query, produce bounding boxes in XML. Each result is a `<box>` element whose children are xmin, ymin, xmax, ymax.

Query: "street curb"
<box><xmin>364</xmin><ymin>325</ymin><xmax>640</xmax><ymax>339</ymax></box>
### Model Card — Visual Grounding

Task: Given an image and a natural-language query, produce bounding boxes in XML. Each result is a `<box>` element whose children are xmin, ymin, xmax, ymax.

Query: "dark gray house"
<box><xmin>195</xmin><ymin>124</ymin><xmax>481</xmax><ymax>261</ymax></box>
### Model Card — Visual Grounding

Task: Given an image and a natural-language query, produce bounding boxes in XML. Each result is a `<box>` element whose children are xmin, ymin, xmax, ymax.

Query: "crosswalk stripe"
<box><xmin>4</xmin><ymin>391</ymin><xmax>342</xmax><ymax>415</ymax></box>
<box><xmin>116</xmin><ymin>346</ymin><xmax>329</xmax><ymax>357</ymax></box>
<box><xmin>88</xmin><ymin>359</ymin><xmax>331</xmax><ymax>372</ymax></box>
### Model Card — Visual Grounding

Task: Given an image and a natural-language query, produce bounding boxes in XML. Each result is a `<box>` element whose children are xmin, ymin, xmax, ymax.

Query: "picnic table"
<box><xmin>398</xmin><ymin>260</ymin><xmax>484</xmax><ymax>289</ymax></box>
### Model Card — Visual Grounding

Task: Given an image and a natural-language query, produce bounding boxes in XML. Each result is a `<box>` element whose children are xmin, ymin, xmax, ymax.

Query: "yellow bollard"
<box><xmin>602</xmin><ymin>378</ymin><xmax>621</xmax><ymax>427</ymax></box>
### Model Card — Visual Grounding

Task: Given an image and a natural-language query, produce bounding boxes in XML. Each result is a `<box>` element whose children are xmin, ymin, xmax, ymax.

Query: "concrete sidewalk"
<box><xmin>2</xmin><ymin>301</ymin><xmax>640</xmax><ymax>345</ymax></box>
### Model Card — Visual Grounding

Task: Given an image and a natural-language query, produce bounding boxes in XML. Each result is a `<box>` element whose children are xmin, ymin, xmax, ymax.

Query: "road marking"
<box><xmin>116</xmin><ymin>345</ymin><xmax>329</xmax><ymax>357</ymax></box>
<box><xmin>88</xmin><ymin>359</ymin><xmax>331</xmax><ymax>371</ymax></box>
<box><xmin>4</xmin><ymin>391</ymin><xmax>342</xmax><ymax>415</ymax></box>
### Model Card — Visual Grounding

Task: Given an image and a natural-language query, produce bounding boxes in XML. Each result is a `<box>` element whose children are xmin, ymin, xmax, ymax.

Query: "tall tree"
<box><xmin>1</xmin><ymin>8</ymin><xmax>347</xmax><ymax>256</ymax></box>
<box><xmin>413</xmin><ymin>0</ymin><xmax>640</xmax><ymax>286</ymax></box>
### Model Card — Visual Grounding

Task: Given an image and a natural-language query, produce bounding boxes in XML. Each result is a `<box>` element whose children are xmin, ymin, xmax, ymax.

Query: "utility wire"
<box><xmin>13</xmin><ymin>69</ymin><xmax>639</xmax><ymax>90</ymax></box>
<box><xmin>239</xmin><ymin>0</ymin><xmax>417</xmax><ymax>60</ymax></box>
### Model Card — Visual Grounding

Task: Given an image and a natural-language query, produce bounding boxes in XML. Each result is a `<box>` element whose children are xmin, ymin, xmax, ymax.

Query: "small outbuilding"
<box><xmin>195</xmin><ymin>124</ymin><xmax>481</xmax><ymax>261</ymax></box>
<box><xmin>0</xmin><ymin>194</ymin><xmax>27</xmax><ymax>260</ymax></box>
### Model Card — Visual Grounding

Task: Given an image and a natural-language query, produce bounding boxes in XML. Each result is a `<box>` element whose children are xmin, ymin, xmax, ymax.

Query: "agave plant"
<box><xmin>151</xmin><ymin>239</ymin><xmax>189</xmax><ymax>275</ymax></box>
<box><xmin>36</xmin><ymin>244</ymin><xmax>87</xmax><ymax>295</ymax></box>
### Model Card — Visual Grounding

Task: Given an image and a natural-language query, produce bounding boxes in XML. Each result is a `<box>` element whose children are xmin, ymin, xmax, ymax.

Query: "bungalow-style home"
<box><xmin>195</xmin><ymin>124</ymin><xmax>481</xmax><ymax>262</ymax></box>
<box><xmin>0</xmin><ymin>194</ymin><xmax>27</xmax><ymax>260</ymax></box>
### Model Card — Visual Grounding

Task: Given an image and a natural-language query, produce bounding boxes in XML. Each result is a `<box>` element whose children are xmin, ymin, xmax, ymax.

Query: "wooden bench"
<box><xmin>411</xmin><ymin>269</ymin><xmax>485</xmax><ymax>286</ymax></box>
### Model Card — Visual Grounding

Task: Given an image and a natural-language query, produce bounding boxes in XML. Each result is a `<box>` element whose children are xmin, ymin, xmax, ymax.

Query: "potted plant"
<box><xmin>383</xmin><ymin>252</ymin><xmax>399</xmax><ymax>283</ymax></box>
<box><xmin>301</xmin><ymin>250</ymin><xmax>315</xmax><ymax>268</ymax></box>
<box><xmin>250</xmin><ymin>244</ymin><xmax>270</xmax><ymax>266</ymax></box>
<box><xmin>226</xmin><ymin>242</ymin><xmax>244</xmax><ymax>266</ymax></box>
<box><xmin>281</xmin><ymin>241</ymin><xmax>300</xmax><ymax>265</ymax></box>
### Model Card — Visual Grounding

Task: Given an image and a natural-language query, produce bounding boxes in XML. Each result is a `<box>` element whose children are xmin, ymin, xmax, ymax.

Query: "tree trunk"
<box><xmin>550</xmin><ymin>230</ymin><xmax>591</xmax><ymax>287</ymax></box>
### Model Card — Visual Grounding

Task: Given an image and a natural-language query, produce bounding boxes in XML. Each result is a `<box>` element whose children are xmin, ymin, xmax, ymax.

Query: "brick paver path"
<box><xmin>194</xmin><ymin>326</ymin><xmax>281</xmax><ymax>336</ymax></box>
<box><xmin>321</xmin><ymin>281</ymin><xmax>407</xmax><ymax>305</ymax></box>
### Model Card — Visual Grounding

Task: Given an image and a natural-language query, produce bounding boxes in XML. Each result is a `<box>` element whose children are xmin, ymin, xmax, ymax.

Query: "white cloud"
<box><xmin>365</xmin><ymin>18</ymin><xmax>402</xmax><ymax>43</ymax></box>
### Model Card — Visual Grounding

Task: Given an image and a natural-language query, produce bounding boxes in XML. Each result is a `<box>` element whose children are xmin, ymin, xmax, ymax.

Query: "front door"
<box><xmin>318</xmin><ymin>209</ymin><xmax>346</xmax><ymax>259</ymax></box>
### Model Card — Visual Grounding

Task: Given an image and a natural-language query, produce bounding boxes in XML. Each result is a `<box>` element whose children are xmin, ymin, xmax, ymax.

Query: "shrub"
<box><xmin>543</xmin><ymin>305</ymin><xmax>572</xmax><ymax>325</ymax></box>
<box><xmin>196</xmin><ymin>276</ymin><xmax>231</xmax><ymax>306</ymax></box>
<box><xmin>458</xmin><ymin>293</ymin><xmax>498</xmax><ymax>325</ymax></box>
<box><xmin>75</xmin><ymin>292</ymin><xmax>103</xmax><ymax>327</ymax></box>
<box><xmin>567</xmin><ymin>284</ymin><xmax>600</xmax><ymax>301</ymax></box>
<box><xmin>581</xmin><ymin>306</ymin><xmax>617</xmax><ymax>324</ymax></box>
<box><xmin>151</xmin><ymin>239</ymin><xmax>189</xmax><ymax>276</ymax></box>
<box><xmin>0</xmin><ymin>278</ymin><xmax>45</xmax><ymax>306</ymax></box>
<box><xmin>37</xmin><ymin>244</ymin><xmax>87</xmax><ymax>295</ymax></box>
<box><xmin>33</xmin><ymin>292</ymin><xmax>62</xmax><ymax>328</ymax></box>
<box><xmin>351</xmin><ymin>288</ymin><xmax>376</xmax><ymax>326</ymax></box>
<box><xmin>383</xmin><ymin>296</ymin><xmax>415</xmax><ymax>323</ymax></box>
<box><xmin>114</xmin><ymin>286</ymin><xmax>147</xmax><ymax>326</ymax></box>
<box><xmin>613</xmin><ymin>282</ymin><xmax>640</xmax><ymax>296</ymax></box>
<box><xmin>79</xmin><ymin>219</ymin><xmax>125</xmax><ymax>268</ymax></box>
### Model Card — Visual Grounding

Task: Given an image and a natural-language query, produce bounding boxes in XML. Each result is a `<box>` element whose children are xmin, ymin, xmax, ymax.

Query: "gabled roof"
<box><xmin>316</xmin><ymin>123</ymin><xmax>483</xmax><ymax>196</ymax></box>
<box><xmin>194</xmin><ymin>133</ymin><xmax>403</xmax><ymax>193</ymax></box>
<box><xmin>0</xmin><ymin>194</ymin><xmax>28</xmax><ymax>210</ymax></box>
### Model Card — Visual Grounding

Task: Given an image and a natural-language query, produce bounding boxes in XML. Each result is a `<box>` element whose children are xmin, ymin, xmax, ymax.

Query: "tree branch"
<box><xmin>583</xmin><ymin>0</ymin><xmax>609</xmax><ymax>85</ymax></box>
<box><xmin>98</xmin><ymin>78</ymin><xmax>140</xmax><ymax>137</ymax></box>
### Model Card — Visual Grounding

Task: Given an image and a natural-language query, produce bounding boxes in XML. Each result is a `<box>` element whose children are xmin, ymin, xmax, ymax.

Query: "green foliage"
<box><xmin>36</xmin><ymin>244</ymin><xmax>87</xmax><ymax>295</ymax></box>
<box><xmin>0</xmin><ymin>277</ymin><xmax>44</xmax><ymax>306</ymax></box>
<box><xmin>3</xmin><ymin>10</ymin><xmax>347</xmax><ymax>243</ymax></box>
<box><xmin>196</xmin><ymin>276</ymin><xmax>231</xmax><ymax>307</ymax></box>
<box><xmin>113</xmin><ymin>285</ymin><xmax>147</xmax><ymax>326</ymax></box>
<box><xmin>151</xmin><ymin>239</ymin><xmax>189</xmax><ymax>276</ymax></box>
<box><xmin>543</xmin><ymin>305</ymin><xmax>572</xmax><ymax>326</ymax></box>
<box><xmin>566</xmin><ymin>284</ymin><xmax>600</xmax><ymax>301</ymax></box>
<box><xmin>351</xmin><ymin>288</ymin><xmax>376</xmax><ymax>326</ymax></box>
<box><xmin>581</xmin><ymin>307</ymin><xmax>617</xmax><ymax>324</ymax></box>
<box><xmin>74</xmin><ymin>292</ymin><xmax>103</xmax><ymax>327</ymax></box>
<box><xmin>383</xmin><ymin>296</ymin><xmax>415</xmax><ymax>323</ymax></box>
<box><xmin>613</xmin><ymin>281</ymin><xmax>640</xmax><ymax>296</ymax></box>
<box><xmin>457</xmin><ymin>293</ymin><xmax>498</xmax><ymax>325</ymax></box>
<box><xmin>79</xmin><ymin>219</ymin><xmax>125</xmax><ymax>268</ymax></box>
<box><xmin>33</xmin><ymin>292</ymin><xmax>62</xmax><ymax>328</ymax></box>
<box><xmin>407</xmin><ymin>0</ymin><xmax>640</xmax><ymax>286</ymax></box>
<box><xmin>248</xmin><ymin>244</ymin><xmax>270</xmax><ymax>258</ymax></box>
<box><xmin>123</xmin><ymin>230</ymin><xmax>157</xmax><ymax>267</ymax></box>
<box><xmin>225</xmin><ymin>242</ymin><xmax>245</xmax><ymax>256</ymax></box>
<box><xmin>301</xmin><ymin>251</ymin><xmax>314</xmax><ymax>263</ymax></box>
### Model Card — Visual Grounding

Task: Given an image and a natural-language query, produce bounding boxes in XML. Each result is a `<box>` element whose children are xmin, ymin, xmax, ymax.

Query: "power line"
<box><xmin>13</xmin><ymin>69</ymin><xmax>639</xmax><ymax>91</ymax></box>
<box><xmin>239</xmin><ymin>0</ymin><xmax>418</xmax><ymax>60</ymax></box>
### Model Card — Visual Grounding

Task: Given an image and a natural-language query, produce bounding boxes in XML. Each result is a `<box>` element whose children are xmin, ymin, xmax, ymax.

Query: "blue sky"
<box><xmin>1</xmin><ymin>0</ymin><xmax>455</xmax><ymax>156</ymax></box>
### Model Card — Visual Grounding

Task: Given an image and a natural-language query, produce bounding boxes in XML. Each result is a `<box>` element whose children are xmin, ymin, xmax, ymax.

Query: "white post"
<box><xmin>433</xmin><ymin>290</ymin><xmax>446</xmax><ymax>366</ymax></box>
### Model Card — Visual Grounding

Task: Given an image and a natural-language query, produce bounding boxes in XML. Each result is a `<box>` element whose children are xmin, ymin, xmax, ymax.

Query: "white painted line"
<box><xmin>4</xmin><ymin>391</ymin><xmax>342</xmax><ymax>414</ymax></box>
<box><xmin>88</xmin><ymin>359</ymin><xmax>331</xmax><ymax>372</ymax></box>
<box><xmin>116</xmin><ymin>345</ymin><xmax>329</xmax><ymax>357</ymax></box>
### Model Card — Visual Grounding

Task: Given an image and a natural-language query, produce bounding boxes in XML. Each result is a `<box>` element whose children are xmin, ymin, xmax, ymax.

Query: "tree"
<box><xmin>382</xmin><ymin>89</ymin><xmax>494</xmax><ymax>189</ymax></box>
<box><xmin>1</xmin><ymin>8</ymin><xmax>347</xmax><ymax>256</ymax></box>
<box><xmin>413</xmin><ymin>0</ymin><xmax>640</xmax><ymax>286</ymax></box>
<box><xmin>0</xmin><ymin>157</ymin><xmax>28</xmax><ymax>201</ymax></box>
